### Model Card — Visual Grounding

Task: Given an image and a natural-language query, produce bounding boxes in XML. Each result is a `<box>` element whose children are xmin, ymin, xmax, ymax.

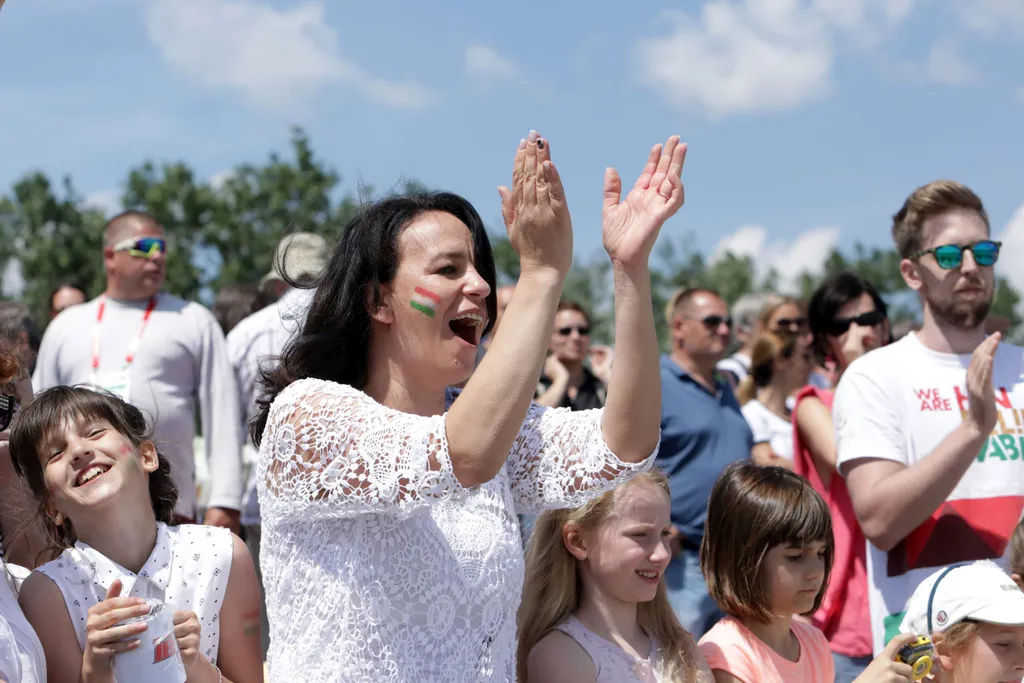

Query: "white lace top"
<box><xmin>257</xmin><ymin>379</ymin><xmax>657</xmax><ymax>682</ymax></box>
<box><xmin>35</xmin><ymin>523</ymin><xmax>233</xmax><ymax>665</ymax></box>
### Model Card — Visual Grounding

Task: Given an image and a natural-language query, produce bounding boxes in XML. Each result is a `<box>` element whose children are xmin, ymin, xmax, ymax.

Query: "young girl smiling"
<box><xmin>11</xmin><ymin>387</ymin><xmax>263</xmax><ymax>683</ymax></box>
<box><xmin>518</xmin><ymin>471</ymin><xmax>711</xmax><ymax>682</ymax></box>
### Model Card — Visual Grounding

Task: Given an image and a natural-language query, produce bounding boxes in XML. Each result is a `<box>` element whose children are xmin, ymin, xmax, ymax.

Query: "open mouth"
<box><xmin>74</xmin><ymin>464</ymin><xmax>111</xmax><ymax>487</ymax></box>
<box><xmin>449</xmin><ymin>311</ymin><xmax>485</xmax><ymax>347</ymax></box>
<box><xmin>636</xmin><ymin>570</ymin><xmax>660</xmax><ymax>584</ymax></box>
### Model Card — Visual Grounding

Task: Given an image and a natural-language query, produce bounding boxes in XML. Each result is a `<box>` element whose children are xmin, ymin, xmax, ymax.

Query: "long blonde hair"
<box><xmin>517</xmin><ymin>471</ymin><xmax>701</xmax><ymax>682</ymax></box>
<box><xmin>735</xmin><ymin>331</ymin><xmax>801</xmax><ymax>405</ymax></box>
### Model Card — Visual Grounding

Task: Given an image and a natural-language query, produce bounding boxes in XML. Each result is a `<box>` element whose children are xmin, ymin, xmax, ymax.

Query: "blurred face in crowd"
<box><xmin>104</xmin><ymin>218</ymin><xmax>167</xmax><ymax>300</ymax></box>
<box><xmin>51</xmin><ymin>286</ymin><xmax>86</xmax><ymax>319</ymax></box>
<box><xmin>673</xmin><ymin>292</ymin><xmax>732</xmax><ymax>363</ymax></box>
<box><xmin>826</xmin><ymin>293</ymin><xmax>889</xmax><ymax>370</ymax></box>
<box><xmin>903</xmin><ymin>208</ymin><xmax>994</xmax><ymax>331</ymax></box>
<box><xmin>374</xmin><ymin>211</ymin><xmax>490</xmax><ymax>389</ymax></box>
<box><xmin>550</xmin><ymin>309</ymin><xmax>591</xmax><ymax>366</ymax></box>
<box><xmin>766</xmin><ymin>302</ymin><xmax>811</xmax><ymax>343</ymax></box>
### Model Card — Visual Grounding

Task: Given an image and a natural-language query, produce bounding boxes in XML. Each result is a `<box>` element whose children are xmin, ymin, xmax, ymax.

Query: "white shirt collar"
<box><xmin>72</xmin><ymin>522</ymin><xmax>174</xmax><ymax>596</ymax></box>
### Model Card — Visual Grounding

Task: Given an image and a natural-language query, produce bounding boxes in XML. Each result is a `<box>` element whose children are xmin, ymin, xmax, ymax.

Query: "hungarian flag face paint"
<box><xmin>411</xmin><ymin>287</ymin><xmax>441</xmax><ymax>317</ymax></box>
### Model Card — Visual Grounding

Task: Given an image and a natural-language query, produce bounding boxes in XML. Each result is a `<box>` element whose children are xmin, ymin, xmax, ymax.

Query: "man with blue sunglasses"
<box><xmin>831</xmin><ymin>180</ymin><xmax>1024</xmax><ymax>657</ymax></box>
<box><xmin>33</xmin><ymin>211</ymin><xmax>244</xmax><ymax>533</ymax></box>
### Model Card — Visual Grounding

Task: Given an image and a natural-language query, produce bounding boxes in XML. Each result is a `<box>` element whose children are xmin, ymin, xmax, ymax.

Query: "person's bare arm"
<box><xmin>794</xmin><ymin>396</ymin><xmax>837</xmax><ymax>488</ymax></box>
<box><xmin>600</xmin><ymin>136</ymin><xmax>687</xmax><ymax>462</ymax></box>
<box><xmin>751</xmin><ymin>442</ymin><xmax>794</xmax><ymax>470</ymax></box>
<box><xmin>535</xmin><ymin>356</ymin><xmax>570</xmax><ymax>408</ymax></box>
<box><xmin>840</xmin><ymin>335</ymin><xmax>999</xmax><ymax>551</ymax></box>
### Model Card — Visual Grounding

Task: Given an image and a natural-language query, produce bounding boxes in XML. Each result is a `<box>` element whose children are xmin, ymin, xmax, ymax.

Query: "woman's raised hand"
<box><xmin>602</xmin><ymin>135</ymin><xmax>687</xmax><ymax>269</ymax></box>
<box><xmin>498</xmin><ymin>131</ymin><xmax>573</xmax><ymax>281</ymax></box>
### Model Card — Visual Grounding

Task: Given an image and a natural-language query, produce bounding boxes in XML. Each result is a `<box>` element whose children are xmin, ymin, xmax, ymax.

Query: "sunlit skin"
<box><xmin>366</xmin><ymin>211</ymin><xmax>491</xmax><ymax>406</ymax></box>
<box><xmin>104</xmin><ymin>220</ymin><xmax>166</xmax><ymax>301</ymax></box>
<box><xmin>935</xmin><ymin>623</ymin><xmax>1024</xmax><ymax>683</ymax></box>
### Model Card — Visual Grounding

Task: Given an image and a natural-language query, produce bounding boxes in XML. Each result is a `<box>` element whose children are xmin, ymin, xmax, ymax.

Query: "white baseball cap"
<box><xmin>900</xmin><ymin>560</ymin><xmax>1024</xmax><ymax>634</ymax></box>
<box><xmin>260</xmin><ymin>233</ymin><xmax>328</xmax><ymax>288</ymax></box>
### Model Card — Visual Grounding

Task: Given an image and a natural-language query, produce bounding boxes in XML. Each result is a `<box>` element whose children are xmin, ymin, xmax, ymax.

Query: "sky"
<box><xmin>1</xmin><ymin>0</ymin><xmax>1022</xmax><ymax>297</ymax></box>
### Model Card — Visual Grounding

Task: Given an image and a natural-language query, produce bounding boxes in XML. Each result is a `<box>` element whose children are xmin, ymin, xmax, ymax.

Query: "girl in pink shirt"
<box><xmin>697</xmin><ymin>463</ymin><xmax>915</xmax><ymax>683</ymax></box>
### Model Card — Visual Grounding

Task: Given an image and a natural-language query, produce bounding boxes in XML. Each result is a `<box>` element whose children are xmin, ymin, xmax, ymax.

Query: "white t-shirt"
<box><xmin>834</xmin><ymin>333</ymin><xmax>1024</xmax><ymax>653</ymax></box>
<box><xmin>0</xmin><ymin>564</ymin><xmax>44</xmax><ymax>683</ymax></box>
<box><xmin>741</xmin><ymin>399</ymin><xmax>794</xmax><ymax>461</ymax></box>
<box><xmin>717</xmin><ymin>353</ymin><xmax>751</xmax><ymax>384</ymax></box>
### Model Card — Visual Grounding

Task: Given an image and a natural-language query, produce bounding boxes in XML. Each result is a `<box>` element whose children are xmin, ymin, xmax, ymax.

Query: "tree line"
<box><xmin>2</xmin><ymin>127</ymin><xmax>1019</xmax><ymax>349</ymax></box>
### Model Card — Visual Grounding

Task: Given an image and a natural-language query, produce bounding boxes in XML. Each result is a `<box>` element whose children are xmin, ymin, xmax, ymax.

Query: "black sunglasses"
<box><xmin>689</xmin><ymin>315</ymin><xmax>732</xmax><ymax>330</ymax></box>
<box><xmin>557</xmin><ymin>325</ymin><xmax>591</xmax><ymax>336</ymax></box>
<box><xmin>773</xmin><ymin>317</ymin><xmax>808</xmax><ymax>332</ymax></box>
<box><xmin>0</xmin><ymin>395</ymin><xmax>17</xmax><ymax>432</ymax></box>
<box><xmin>910</xmin><ymin>240</ymin><xmax>1001</xmax><ymax>270</ymax></box>
<box><xmin>827</xmin><ymin>309</ymin><xmax>886</xmax><ymax>337</ymax></box>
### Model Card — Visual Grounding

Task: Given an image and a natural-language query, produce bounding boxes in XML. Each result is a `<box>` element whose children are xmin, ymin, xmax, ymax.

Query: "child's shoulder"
<box><xmin>791</xmin><ymin>619</ymin><xmax>831</xmax><ymax>653</ymax></box>
<box><xmin>527</xmin><ymin>628</ymin><xmax>596</xmax><ymax>683</ymax></box>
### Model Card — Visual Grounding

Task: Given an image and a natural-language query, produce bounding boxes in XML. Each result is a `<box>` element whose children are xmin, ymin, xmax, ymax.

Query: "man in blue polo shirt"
<box><xmin>659</xmin><ymin>287</ymin><xmax>753</xmax><ymax>636</ymax></box>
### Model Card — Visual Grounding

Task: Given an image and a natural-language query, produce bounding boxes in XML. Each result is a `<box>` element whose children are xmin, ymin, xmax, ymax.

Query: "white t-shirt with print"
<box><xmin>834</xmin><ymin>333</ymin><xmax>1024</xmax><ymax>653</ymax></box>
<box><xmin>741</xmin><ymin>400</ymin><xmax>794</xmax><ymax>461</ymax></box>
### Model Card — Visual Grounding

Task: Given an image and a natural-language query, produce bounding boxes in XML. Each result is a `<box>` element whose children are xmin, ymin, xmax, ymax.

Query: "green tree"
<box><xmin>0</xmin><ymin>173</ymin><xmax>107</xmax><ymax>321</ymax></box>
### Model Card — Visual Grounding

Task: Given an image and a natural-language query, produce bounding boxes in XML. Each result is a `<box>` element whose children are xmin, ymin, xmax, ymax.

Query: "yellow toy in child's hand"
<box><xmin>895</xmin><ymin>634</ymin><xmax>934</xmax><ymax>681</ymax></box>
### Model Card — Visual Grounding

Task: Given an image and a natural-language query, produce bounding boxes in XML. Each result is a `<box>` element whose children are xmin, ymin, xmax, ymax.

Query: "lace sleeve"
<box><xmin>506</xmin><ymin>403</ymin><xmax>658</xmax><ymax>515</ymax></box>
<box><xmin>260</xmin><ymin>379</ymin><xmax>467</xmax><ymax>519</ymax></box>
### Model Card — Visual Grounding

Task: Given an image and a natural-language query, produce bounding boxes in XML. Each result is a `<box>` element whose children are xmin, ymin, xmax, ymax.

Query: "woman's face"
<box><xmin>827</xmin><ymin>293</ymin><xmax>888</xmax><ymax>368</ymax></box>
<box><xmin>550</xmin><ymin>309</ymin><xmax>591</xmax><ymax>365</ymax></box>
<box><xmin>774</xmin><ymin>336</ymin><xmax>813</xmax><ymax>389</ymax></box>
<box><xmin>376</xmin><ymin>211</ymin><xmax>491</xmax><ymax>388</ymax></box>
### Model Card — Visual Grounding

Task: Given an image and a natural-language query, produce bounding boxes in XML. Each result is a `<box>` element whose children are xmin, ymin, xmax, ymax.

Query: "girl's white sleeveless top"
<box><xmin>35</xmin><ymin>523</ymin><xmax>233</xmax><ymax>664</ymax></box>
<box><xmin>555</xmin><ymin>617</ymin><xmax>664</xmax><ymax>683</ymax></box>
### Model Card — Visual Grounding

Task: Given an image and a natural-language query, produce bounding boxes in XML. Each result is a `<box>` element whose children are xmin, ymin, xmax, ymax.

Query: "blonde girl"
<box><xmin>518</xmin><ymin>470</ymin><xmax>710</xmax><ymax>683</ymax></box>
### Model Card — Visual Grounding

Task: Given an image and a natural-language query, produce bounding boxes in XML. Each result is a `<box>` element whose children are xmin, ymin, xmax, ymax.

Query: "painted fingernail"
<box><xmin>537</xmin><ymin>139</ymin><xmax>545</xmax><ymax>150</ymax></box>
<box><xmin>528</xmin><ymin>130</ymin><xmax>539</xmax><ymax>143</ymax></box>
<box><xmin>518</xmin><ymin>139</ymin><xmax>527</xmax><ymax>150</ymax></box>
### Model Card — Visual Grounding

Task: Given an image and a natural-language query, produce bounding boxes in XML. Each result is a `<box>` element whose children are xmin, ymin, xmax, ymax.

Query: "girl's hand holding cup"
<box><xmin>82</xmin><ymin>580</ymin><xmax>150</xmax><ymax>681</ymax></box>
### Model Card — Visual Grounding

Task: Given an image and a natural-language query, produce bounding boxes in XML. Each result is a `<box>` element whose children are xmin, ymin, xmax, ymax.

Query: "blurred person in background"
<box><xmin>716</xmin><ymin>293</ymin><xmax>783</xmax><ymax>388</ymax></box>
<box><xmin>794</xmin><ymin>271</ymin><xmax>890</xmax><ymax>682</ymax></box>
<box><xmin>658</xmin><ymin>286</ymin><xmax>752</xmax><ymax>637</ymax></box>
<box><xmin>33</xmin><ymin>210</ymin><xmax>245</xmax><ymax>532</ymax></box>
<box><xmin>213</xmin><ymin>283</ymin><xmax>270</xmax><ymax>337</ymax></box>
<box><xmin>48</xmin><ymin>283</ymin><xmax>87</xmax><ymax>322</ymax></box>
<box><xmin>535</xmin><ymin>300</ymin><xmax>607</xmax><ymax>410</ymax></box>
<box><xmin>0</xmin><ymin>304</ymin><xmax>40</xmax><ymax>377</ymax></box>
<box><xmin>226</xmin><ymin>231</ymin><xmax>328</xmax><ymax>660</ymax></box>
<box><xmin>736</xmin><ymin>330</ymin><xmax>812</xmax><ymax>469</ymax></box>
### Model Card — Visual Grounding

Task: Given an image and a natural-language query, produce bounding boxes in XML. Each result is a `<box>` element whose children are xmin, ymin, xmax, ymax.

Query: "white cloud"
<box><xmin>710</xmin><ymin>224</ymin><xmax>841</xmax><ymax>292</ymax></box>
<box><xmin>926</xmin><ymin>42</ymin><xmax>977</xmax><ymax>84</ymax></box>
<box><xmin>85</xmin><ymin>189</ymin><xmax>122</xmax><ymax>217</ymax></box>
<box><xmin>464</xmin><ymin>44</ymin><xmax>521</xmax><ymax>90</ymax></box>
<box><xmin>635</xmin><ymin>0</ymin><xmax>913</xmax><ymax>117</ymax></box>
<box><xmin>209</xmin><ymin>169</ymin><xmax>235</xmax><ymax>191</ymax></box>
<box><xmin>958</xmin><ymin>0</ymin><xmax>1024</xmax><ymax>35</ymax></box>
<box><xmin>998</xmin><ymin>202</ymin><xmax>1024</xmax><ymax>311</ymax></box>
<box><xmin>146</xmin><ymin>0</ymin><xmax>433</xmax><ymax>115</ymax></box>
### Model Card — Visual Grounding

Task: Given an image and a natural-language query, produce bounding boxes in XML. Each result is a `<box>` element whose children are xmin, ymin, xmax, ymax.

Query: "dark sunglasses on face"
<box><xmin>0</xmin><ymin>394</ymin><xmax>17</xmax><ymax>432</ymax></box>
<box><xmin>691</xmin><ymin>315</ymin><xmax>732</xmax><ymax>331</ymax></box>
<box><xmin>826</xmin><ymin>309</ymin><xmax>887</xmax><ymax>337</ymax></box>
<box><xmin>112</xmin><ymin>236</ymin><xmax>167</xmax><ymax>259</ymax></box>
<box><xmin>557</xmin><ymin>325</ymin><xmax>591</xmax><ymax>337</ymax></box>
<box><xmin>773</xmin><ymin>317</ymin><xmax>808</xmax><ymax>332</ymax></box>
<box><xmin>910</xmin><ymin>240</ymin><xmax>1001</xmax><ymax>270</ymax></box>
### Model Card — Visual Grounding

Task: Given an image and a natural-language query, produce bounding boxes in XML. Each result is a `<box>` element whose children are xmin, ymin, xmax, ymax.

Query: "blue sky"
<box><xmin>1</xmin><ymin>0</ymin><xmax>1022</xmax><ymax>294</ymax></box>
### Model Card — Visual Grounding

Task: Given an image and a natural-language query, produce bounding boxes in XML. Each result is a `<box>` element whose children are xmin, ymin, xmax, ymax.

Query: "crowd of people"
<box><xmin>0</xmin><ymin>130</ymin><xmax>1019</xmax><ymax>683</ymax></box>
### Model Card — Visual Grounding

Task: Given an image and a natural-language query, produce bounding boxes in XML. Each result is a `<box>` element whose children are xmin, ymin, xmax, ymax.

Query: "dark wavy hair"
<box><xmin>250</xmin><ymin>191</ymin><xmax>498</xmax><ymax>447</ymax></box>
<box><xmin>9</xmin><ymin>386</ymin><xmax>179</xmax><ymax>551</ymax></box>
<box><xmin>807</xmin><ymin>271</ymin><xmax>889</xmax><ymax>364</ymax></box>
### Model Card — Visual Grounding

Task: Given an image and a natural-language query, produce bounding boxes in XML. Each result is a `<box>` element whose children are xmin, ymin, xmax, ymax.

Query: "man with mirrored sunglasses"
<box><xmin>657</xmin><ymin>287</ymin><xmax>753</xmax><ymax>637</ymax></box>
<box><xmin>832</xmin><ymin>180</ymin><xmax>1024</xmax><ymax>655</ymax></box>
<box><xmin>33</xmin><ymin>211</ymin><xmax>245</xmax><ymax>533</ymax></box>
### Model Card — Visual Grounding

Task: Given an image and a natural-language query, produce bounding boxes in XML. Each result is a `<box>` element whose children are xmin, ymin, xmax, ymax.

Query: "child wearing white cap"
<box><xmin>900</xmin><ymin>560</ymin><xmax>1024</xmax><ymax>682</ymax></box>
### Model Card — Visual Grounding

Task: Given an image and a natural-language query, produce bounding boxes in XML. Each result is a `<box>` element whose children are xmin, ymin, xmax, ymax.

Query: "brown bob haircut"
<box><xmin>700</xmin><ymin>462</ymin><xmax>834</xmax><ymax>624</ymax></box>
<box><xmin>9</xmin><ymin>386</ymin><xmax>178</xmax><ymax>551</ymax></box>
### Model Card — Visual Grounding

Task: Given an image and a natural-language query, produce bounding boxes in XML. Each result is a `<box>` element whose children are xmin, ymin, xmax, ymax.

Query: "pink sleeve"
<box><xmin>699</xmin><ymin>633</ymin><xmax>760</xmax><ymax>683</ymax></box>
<box><xmin>794</xmin><ymin>621</ymin><xmax>836</xmax><ymax>682</ymax></box>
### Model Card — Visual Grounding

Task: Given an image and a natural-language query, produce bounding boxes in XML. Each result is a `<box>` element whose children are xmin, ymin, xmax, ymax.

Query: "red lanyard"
<box><xmin>92</xmin><ymin>296</ymin><xmax>158</xmax><ymax>371</ymax></box>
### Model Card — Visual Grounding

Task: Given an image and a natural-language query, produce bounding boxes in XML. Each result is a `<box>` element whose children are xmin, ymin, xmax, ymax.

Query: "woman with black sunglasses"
<box><xmin>791</xmin><ymin>271</ymin><xmax>890</xmax><ymax>683</ymax></box>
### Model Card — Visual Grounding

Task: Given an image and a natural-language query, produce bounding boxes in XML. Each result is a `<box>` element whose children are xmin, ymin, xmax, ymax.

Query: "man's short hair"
<box><xmin>103</xmin><ymin>210</ymin><xmax>162</xmax><ymax>246</ymax></box>
<box><xmin>664</xmin><ymin>287</ymin><xmax>720</xmax><ymax>325</ymax></box>
<box><xmin>892</xmin><ymin>180</ymin><xmax>988</xmax><ymax>259</ymax></box>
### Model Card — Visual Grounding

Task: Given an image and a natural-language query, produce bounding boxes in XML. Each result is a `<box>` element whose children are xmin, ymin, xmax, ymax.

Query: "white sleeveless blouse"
<box><xmin>35</xmin><ymin>523</ymin><xmax>233</xmax><ymax>664</ymax></box>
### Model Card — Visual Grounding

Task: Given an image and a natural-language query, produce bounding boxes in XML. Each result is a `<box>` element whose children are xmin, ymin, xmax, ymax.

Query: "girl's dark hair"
<box><xmin>9</xmin><ymin>386</ymin><xmax>179</xmax><ymax>550</ymax></box>
<box><xmin>807</xmin><ymin>271</ymin><xmax>889</xmax><ymax>363</ymax></box>
<box><xmin>250</xmin><ymin>191</ymin><xmax>497</xmax><ymax>447</ymax></box>
<box><xmin>701</xmin><ymin>462</ymin><xmax>834</xmax><ymax>624</ymax></box>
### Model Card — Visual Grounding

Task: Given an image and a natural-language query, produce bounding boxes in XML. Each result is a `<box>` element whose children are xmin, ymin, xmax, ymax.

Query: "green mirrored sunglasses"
<box><xmin>910</xmin><ymin>240</ymin><xmax>1001</xmax><ymax>270</ymax></box>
